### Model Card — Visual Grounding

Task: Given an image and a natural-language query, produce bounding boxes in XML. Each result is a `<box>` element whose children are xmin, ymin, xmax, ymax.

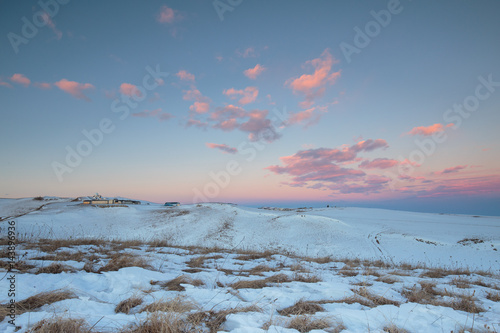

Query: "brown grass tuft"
<box><xmin>115</xmin><ymin>296</ymin><xmax>143</xmax><ymax>314</ymax></box>
<box><xmin>278</xmin><ymin>300</ymin><xmax>324</xmax><ymax>316</ymax></box>
<box><xmin>292</xmin><ymin>273</ymin><xmax>322</xmax><ymax>283</ymax></box>
<box><xmin>383</xmin><ymin>324</ymin><xmax>410</xmax><ymax>333</ymax></box>
<box><xmin>152</xmin><ymin>275</ymin><xmax>204</xmax><ymax>291</ymax></box>
<box><xmin>28</xmin><ymin>317</ymin><xmax>89</xmax><ymax>333</ymax></box>
<box><xmin>124</xmin><ymin>312</ymin><xmax>192</xmax><ymax>333</ymax></box>
<box><xmin>99</xmin><ymin>253</ymin><xmax>151</xmax><ymax>272</ymax></box>
<box><xmin>187</xmin><ymin>255</ymin><xmax>206</xmax><ymax>268</ymax></box>
<box><xmin>231</xmin><ymin>273</ymin><xmax>291</xmax><ymax>289</ymax></box>
<box><xmin>486</xmin><ymin>291</ymin><xmax>500</xmax><ymax>302</ymax></box>
<box><xmin>1</xmin><ymin>290</ymin><xmax>75</xmax><ymax>322</ymax></box>
<box><xmin>352</xmin><ymin>287</ymin><xmax>400</xmax><ymax>307</ymax></box>
<box><xmin>287</xmin><ymin>315</ymin><xmax>332</xmax><ymax>333</ymax></box>
<box><xmin>36</xmin><ymin>263</ymin><xmax>73</xmax><ymax>274</ymax></box>
<box><xmin>142</xmin><ymin>296</ymin><xmax>197</xmax><ymax>313</ymax></box>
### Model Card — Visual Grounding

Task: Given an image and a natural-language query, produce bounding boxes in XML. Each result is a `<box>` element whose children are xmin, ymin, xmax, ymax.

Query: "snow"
<box><xmin>1</xmin><ymin>197</ymin><xmax>499</xmax><ymax>332</ymax></box>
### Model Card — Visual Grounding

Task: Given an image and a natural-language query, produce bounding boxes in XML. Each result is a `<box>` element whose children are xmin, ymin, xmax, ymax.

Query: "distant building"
<box><xmin>164</xmin><ymin>202</ymin><xmax>180</xmax><ymax>207</ymax></box>
<box><xmin>82</xmin><ymin>194</ymin><xmax>140</xmax><ymax>205</ymax></box>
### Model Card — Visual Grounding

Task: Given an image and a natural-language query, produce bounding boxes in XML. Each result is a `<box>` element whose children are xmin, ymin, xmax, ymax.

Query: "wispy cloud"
<box><xmin>406</xmin><ymin>123</ymin><xmax>453</xmax><ymax>136</ymax></box>
<box><xmin>183</xmin><ymin>88</ymin><xmax>211</xmax><ymax>114</ymax></box>
<box><xmin>438</xmin><ymin>165</ymin><xmax>468</xmax><ymax>174</ymax></box>
<box><xmin>42</xmin><ymin>12</ymin><xmax>62</xmax><ymax>39</ymax></box>
<box><xmin>236</xmin><ymin>47</ymin><xmax>257</xmax><ymax>58</ymax></box>
<box><xmin>10</xmin><ymin>73</ymin><xmax>31</xmax><ymax>87</ymax></box>
<box><xmin>157</xmin><ymin>5</ymin><xmax>179</xmax><ymax>24</ymax></box>
<box><xmin>286</xmin><ymin>49</ymin><xmax>341</xmax><ymax>108</ymax></box>
<box><xmin>120</xmin><ymin>83</ymin><xmax>141</xmax><ymax>97</ymax></box>
<box><xmin>206</xmin><ymin>143</ymin><xmax>238</xmax><ymax>154</ymax></box>
<box><xmin>54</xmin><ymin>79</ymin><xmax>94</xmax><ymax>101</ymax></box>
<box><xmin>359</xmin><ymin>158</ymin><xmax>399</xmax><ymax>169</ymax></box>
<box><xmin>176</xmin><ymin>70</ymin><xmax>195</xmax><ymax>82</ymax></box>
<box><xmin>244</xmin><ymin>64</ymin><xmax>266</xmax><ymax>79</ymax></box>
<box><xmin>223</xmin><ymin>86</ymin><xmax>258</xmax><ymax>105</ymax></box>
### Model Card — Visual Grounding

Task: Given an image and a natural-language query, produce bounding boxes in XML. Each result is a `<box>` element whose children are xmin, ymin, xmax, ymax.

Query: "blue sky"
<box><xmin>1</xmin><ymin>0</ymin><xmax>499</xmax><ymax>215</ymax></box>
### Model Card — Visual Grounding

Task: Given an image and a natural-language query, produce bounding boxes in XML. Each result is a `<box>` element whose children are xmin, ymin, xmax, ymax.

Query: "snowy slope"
<box><xmin>2</xmin><ymin>197</ymin><xmax>499</xmax><ymax>271</ymax></box>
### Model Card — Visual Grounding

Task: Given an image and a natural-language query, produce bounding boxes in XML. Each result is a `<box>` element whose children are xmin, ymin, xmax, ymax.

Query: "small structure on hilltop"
<box><xmin>164</xmin><ymin>202</ymin><xmax>180</xmax><ymax>207</ymax></box>
<box><xmin>82</xmin><ymin>193</ymin><xmax>140</xmax><ymax>206</ymax></box>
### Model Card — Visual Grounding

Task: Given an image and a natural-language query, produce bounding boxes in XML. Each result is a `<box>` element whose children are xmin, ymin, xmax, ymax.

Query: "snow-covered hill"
<box><xmin>2</xmin><ymin>197</ymin><xmax>499</xmax><ymax>271</ymax></box>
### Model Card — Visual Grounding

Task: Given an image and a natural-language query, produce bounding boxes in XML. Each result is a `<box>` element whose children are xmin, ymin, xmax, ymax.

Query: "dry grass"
<box><xmin>234</xmin><ymin>250</ymin><xmax>276</xmax><ymax>261</ymax></box>
<box><xmin>420</xmin><ymin>267</ymin><xmax>472</xmax><ymax>279</ymax></box>
<box><xmin>249</xmin><ymin>264</ymin><xmax>275</xmax><ymax>276</ymax></box>
<box><xmin>230</xmin><ymin>273</ymin><xmax>291</xmax><ymax>289</ymax></box>
<box><xmin>98</xmin><ymin>253</ymin><xmax>151</xmax><ymax>272</ymax></box>
<box><xmin>451</xmin><ymin>277</ymin><xmax>471</xmax><ymax>289</ymax></box>
<box><xmin>187</xmin><ymin>306</ymin><xmax>262</xmax><ymax>333</ymax></box>
<box><xmin>339</xmin><ymin>268</ymin><xmax>358</xmax><ymax>277</ymax></box>
<box><xmin>278</xmin><ymin>300</ymin><xmax>324</xmax><ymax>316</ymax></box>
<box><xmin>486</xmin><ymin>291</ymin><xmax>500</xmax><ymax>302</ymax></box>
<box><xmin>115</xmin><ymin>296</ymin><xmax>143</xmax><ymax>314</ymax></box>
<box><xmin>292</xmin><ymin>273</ymin><xmax>322</xmax><ymax>283</ymax></box>
<box><xmin>1</xmin><ymin>290</ymin><xmax>75</xmax><ymax>322</ymax></box>
<box><xmin>124</xmin><ymin>312</ymin><xmax>194</xmax><ymax>333</ymax></box>
<box><xmin>402</xmin><ymin>283</ymin><xmax>484</xmax><ymax>313</ymax></box>
<box><xmin>32</xmin><ymin>251</ymin><xmax>86</xmax><ymax>262</ymax></box>
<box><xmin>376</xmin><ymin>275</ymin><xmax>401</xmax><ymax>284</ymax></box>
<box><xmin>383</xmin><ymin>324</ymin><xmax>410</xmax><ymax>333</ymax></box>
<box><xmin>151</xmin><ymin>275</ymin><xmax>204</xmax><ymax>291</ymax></box>
<box><xmin>287</xmin><ymin>315</ymin><xmax>332</xmax><ymax>333</ymax></box>
<box><xmin>0</xmin><ymin>260</ymin><xmax>35</xmax><ymax>273</ymax></box>
<box><xmin>352</xmin><ymin>287</ymin><xmax>400</xmax><ymax>307</ymax></box>
<box><xmin>36</xmin><ymin>263</ymin><xmax>73</xmax><ymax>274</ymax></box>
<box><xmin>187</xmin><ymin>255</ymin><xmax>206</xmax><ymax>268</ymax></box>
<box><xmin>142</xmin><ymin>296</ymin><xmax>197</xmax><ymax>313</ymax></box>
<box><xmin>28</xmin><ymin>317</ymin><xmax>89</xmax><ymax>332</ymax></box>
<box><xmin>26</xmin><ymin>238</ymin><xmax>107</xmax><ymax>252</ymax></box>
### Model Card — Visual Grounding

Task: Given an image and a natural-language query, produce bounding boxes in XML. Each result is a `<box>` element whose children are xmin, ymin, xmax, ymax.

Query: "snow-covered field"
<box><xmin>1</xmin><ymin>197</ymin><xmax>499</xmax><ymax>332</ymax></box>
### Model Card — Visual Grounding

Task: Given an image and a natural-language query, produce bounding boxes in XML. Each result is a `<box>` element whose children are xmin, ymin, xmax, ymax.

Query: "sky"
<box><xmin>1</xmin><ymin>0</ymin><xmax>499</xmax><ymax>216</ymax></box>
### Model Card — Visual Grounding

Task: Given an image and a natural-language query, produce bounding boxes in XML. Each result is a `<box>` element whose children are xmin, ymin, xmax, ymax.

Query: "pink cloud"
<box><xmin>183</xmin><ymin>88</ymin><xmax>211</xmax><ymax>114</ymax></box>
<box><xmin>186</xmin><ymin>119</ymin><xmax>209</xmax><ymax>129</ymax></box>
<box><xmin>54</xmin><ymin>79</ymin><xmax>94</xmax><ymax>101</ymax></box>
<box><xmin>157</xmin><ymin>5</ymin><xmax>178</xmax><ymax>23</ymax></box>
<box><xmin>286</xmin><ymin>105</ymin><xmax>329</xmax><ymax>128</ymax></box>
<box><xmin>41</xmin><ymin>12</ymin><xmax>62</xmax><ymax>39</ymax></box>
<box><xmin>34</xmin><ymin>82</ymin><xmax>51</xmax><ymax>89</ymax></box>
<box><xmin>286</xmin><ymin>49</ymin><xmax>341</xmax><ymax>108</ymax></box>
<box><xmin>206</xmin><ymin>143</ymin><xmax>238</xmax><ymax>154</ymax></box>
<box><xmin>176</xmin><ymin>70</ymin><xmax>195</xmax><ymax>82</ymax></box>
<box><xmin>10</xmin><ymin>73</ymin><xmax>31</xmax><ymax>87</ymax></box>
<box><xmin>209</xmin><ymin>105</ymin><xmax>282</xmax><ymax>142</ymax></box>
<box><xmin>439</xmin><ymin>165</ymin><xmax>468</xmax><ymax>174</ymax></box>
<box><xmin>244</xmin><ymin>64</ymin><xmax>266</xmax><ymax>79</ymax></box>
<box><xmin>265</xmin><ymin>139</ymin><xmax>391</xmax><ymax>190</ymax></box>
<box><xmin>120</xmin><ymin>83</ymin><xmax>141</xmax><ymax>97</ymax></box>
<box><xmin>406</xmin><ymin>123</ymin><xmax>453</xmax><ymax>136</ymax></box>
<box><xmin>359</xmin><ymin>158</ymin><xmax>398</xmax><ymax>169</ymax></box>
<box><xmin>0</xmin><ymin>80</ymin><xmax>12</xmax><ymax>88</ymax></box>
<box><xmin>223</xmin><ymin>86</ymin><xmax>258</xmax><ymax>105</ymax></box>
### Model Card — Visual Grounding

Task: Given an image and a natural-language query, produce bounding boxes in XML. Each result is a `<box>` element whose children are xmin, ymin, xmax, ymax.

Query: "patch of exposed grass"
<box><xmin>36</xmin><ymin>263</ymin><xmax>73</xmax><ymax>274</ymax></box>
<box><xmin>142</xmin><ymin>296</ymin><xmax>197</xmax><ymax>313</ymax></box>
<box><xmin>278</xmin><ymin>300</ymin><xmax>324</xmax><ymax>316</ymax></box>
<box><xmin>1</xmin><ymin>290</ymin><xmax>75</xmax><ymax>322</ymax></box>
<box><xmin>151</xmin><ymin>275</ymin><xmax>204</xmax><ymax>291</ymax></box>
<box><xmin>0</xmin><ymin>260</ymin><xmax>35</xmax><ymax>273</ymax></box>
<box><xmin>249</xmin><ymin>264</ymin><xmax>275</xmax><ymax>276</ymax></box>
<box><xmin>292</xmin><ymin>273</ymin><xmax>322</xmax><ymax>283</ymax></box>
<box><xmin>486</xmin><ymin>291</ymin><xmax>500</xmax><ymax>302</ymax></box>
<box><xmin>339</xmin><ymin>268</ymin><xmax>358</xmax><ymax>277</ymax></box>
<box><xmin>376</xmin><ymin>275</ymin><xmax>401</xmax><ymax>285</ymax></box>
<box><xmin>98</xmin><ymin>253</ymin><xmax>151</xmax><ymax>272</ymax></box>
<box><xmin>230</xmin><ymin>273</ymin><xmax>291</xmax><ymax>289</ymax></box>
<box><xmin>32</xmin><ymin>251</ymin><xmax>86</xmax><ymax>262</ymax></box>
<box><xmin>28</xmin><ymin>317</ymin><xmax>89</xmax><ymax>333</ymax></box>
<box><xmin>187</xmin><ymin>255</ymin><xmax>206</xmax><ymax>268</ymax></box>
<box><xmin>383</xmin><ymin>324</ymin><xmax>410</xmax><ymax>333</ymax></box>
<box><xmin>123</xmin><ymin>312</ymin><xmax>192</xmax><ymax>333</ymax></box>
<box><xmin>352</xmin><ymin>287</ymin><xmax>400</xmax><ymax>307</ymax></box>
<box><xmin>287</xmin><ymin>315</ymin><xmax>332</xmax><ymax>333</ymax></box>
<box><xmin>115</xmin><ymin>296</ymin><xmax>143</xmax><ymax>314</ymax></box>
